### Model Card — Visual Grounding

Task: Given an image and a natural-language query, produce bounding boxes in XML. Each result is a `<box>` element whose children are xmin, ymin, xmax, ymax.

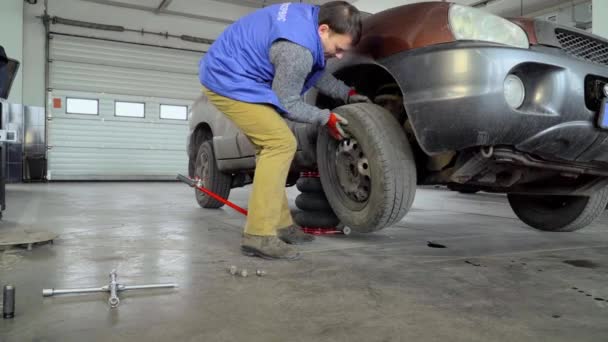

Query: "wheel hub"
<box><xmin>196</xmin><ymin>150</ymin><xmax>210</xmax><ymax>185</ymax></box>
<box><xmin>335</xmin><ymin>138</ymin><xmax>371</xmax><ymax>202</ymax></box>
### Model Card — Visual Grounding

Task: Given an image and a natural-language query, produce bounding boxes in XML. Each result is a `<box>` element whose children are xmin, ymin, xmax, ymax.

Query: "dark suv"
<box><xmin>188</xmin><ymin>2</ymin><xmax>608</xmax><ymax>233</ymax></box>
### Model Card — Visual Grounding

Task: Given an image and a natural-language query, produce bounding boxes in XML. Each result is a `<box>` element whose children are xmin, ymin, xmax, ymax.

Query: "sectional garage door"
<box><xmin>47</xmin><ymin>33</ymin><xmax>204</xmax><ymax>180</ymax></box>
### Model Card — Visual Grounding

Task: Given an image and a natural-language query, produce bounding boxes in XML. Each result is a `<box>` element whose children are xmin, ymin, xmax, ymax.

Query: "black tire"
<box><xmin>296</xmin><ymin>177</ymin><xmax>323</xmax><ymax>193</ymax></box>
<box><xmin>507</xmin><ymin>186</ymin><xmax>608</xmax><ymax>232</ymax></box>
<box><xmin>295</xmin><ymin>193</ymin><xmax>331</xmax><ymax>211</ymax></box>
<box><xmin>188</xmin><ymin>158</ymin><xmax>195</xmax><ymax>178</ymax></box>
<box><xmin>317</xmin><ymin>103</ymin><xmax>417</xmax><ymax>233</ymax></box>
<box><xmin>294</xmin><ymin>210</ymin><xmax>340</xmax><ymax>228</ymax></box>
<box><xmin>194</xmin><ymin>141</ymin><xmax>232</xmax><ymax>209</ymax></box>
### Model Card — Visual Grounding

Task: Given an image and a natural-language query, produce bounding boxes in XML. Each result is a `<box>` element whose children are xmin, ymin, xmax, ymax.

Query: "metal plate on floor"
<box><xmin>0</xmin><ymin>231</ymin><xmax>58</xmax><ymax>248</ymax></box>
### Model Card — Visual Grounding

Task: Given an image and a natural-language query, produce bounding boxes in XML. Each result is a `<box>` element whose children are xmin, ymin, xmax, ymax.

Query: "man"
<box><xmin>199</xmin><ymin>1</ymin><xmax>370</xmax><ymax>260</ymax></box>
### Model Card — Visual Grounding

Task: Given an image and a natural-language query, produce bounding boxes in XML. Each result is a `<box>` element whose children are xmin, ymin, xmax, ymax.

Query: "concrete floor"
<box><xmin>0</xmin><ymin>182</ymin><xmax>607</xmax><ymax>341</ymax></box>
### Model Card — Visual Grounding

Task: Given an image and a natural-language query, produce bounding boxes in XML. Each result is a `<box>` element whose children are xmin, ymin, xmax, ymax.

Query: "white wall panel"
<box><xmin>593</xmin><ymin>0</ymin><xmax>608</xmax><ymax>38</ymax></box>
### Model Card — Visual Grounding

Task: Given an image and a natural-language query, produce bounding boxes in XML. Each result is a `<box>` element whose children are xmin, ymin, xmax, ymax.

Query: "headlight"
<box><xmin>449</xmin><ymin>4</ymin><xmax>529</xmax><ymax>49</ymax></box>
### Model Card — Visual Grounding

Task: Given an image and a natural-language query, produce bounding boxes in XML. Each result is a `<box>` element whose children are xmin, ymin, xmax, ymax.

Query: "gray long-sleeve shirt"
<box><xmin>269</xmin><ymin>40</ymin><xmax>351</xmax><ymax>125</ymax></box>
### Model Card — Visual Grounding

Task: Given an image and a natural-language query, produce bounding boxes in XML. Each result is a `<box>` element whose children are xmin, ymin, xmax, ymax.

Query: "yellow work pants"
<box><xmin>203</xmin><ymin>87</ymin><xmax>295</xmax><ymax>236</ymax></box>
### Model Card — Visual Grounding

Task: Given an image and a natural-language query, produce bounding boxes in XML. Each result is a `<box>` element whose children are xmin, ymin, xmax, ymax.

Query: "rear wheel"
<box><xmin>194</xmin><ymin>141</ymin><xmax>232</xmax><ymax>209</ymax></box>
<box><xmin>507</xmin><ymin>186</ymin><xmax>608</xmax><ymax>232</ymax></box>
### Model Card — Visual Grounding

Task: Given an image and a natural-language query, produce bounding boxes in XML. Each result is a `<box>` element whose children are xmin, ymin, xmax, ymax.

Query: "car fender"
<box><xmin>189</xmin><ymin>93</ymin><xmax>250</xmax><ymax>160</ymax></box>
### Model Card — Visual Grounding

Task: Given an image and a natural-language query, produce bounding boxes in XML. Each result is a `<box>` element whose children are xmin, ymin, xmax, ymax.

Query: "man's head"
<box><xmin>318</xmin><ymin>1</ymin><xmax>362</xmax><ymax>60</ymax></box>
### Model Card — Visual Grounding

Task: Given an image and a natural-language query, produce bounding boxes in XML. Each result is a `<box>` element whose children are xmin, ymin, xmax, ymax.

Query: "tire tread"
<box><xmin>195</xmin><ymin>141</ymin><xmax>232</xmax><ymax>209</ymax></box>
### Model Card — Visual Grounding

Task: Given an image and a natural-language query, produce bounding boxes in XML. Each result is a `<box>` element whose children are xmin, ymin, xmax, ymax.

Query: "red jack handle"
<box><xmin>177</xmin><ymin>174</ymin><xmax>248</xmax><ymax>216</ymax></box>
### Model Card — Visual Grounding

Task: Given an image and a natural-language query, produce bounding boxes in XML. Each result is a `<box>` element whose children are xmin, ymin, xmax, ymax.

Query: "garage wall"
<box><xmin>45</xmin><ymin>0</ymin><xmax>240</xmax><ymax>49</ymax></box>
<box><xmin>16</xmin><ymin>0</ymin><xmax>255</xmax><ymax>180</ymax></box>
<box><xmin>593</xmin><ymin>0</ymin><xmax>608</xmax><ymax>38</ymax></box>
<box><xmin>22</xmin><ymin>0</ymin><xmax>247</xmax><ymax>107</ymax></box>
<box><xmin>22</xmin><ymin>2</ymin><xmax>47</xmax><ymax>108</ymax></box>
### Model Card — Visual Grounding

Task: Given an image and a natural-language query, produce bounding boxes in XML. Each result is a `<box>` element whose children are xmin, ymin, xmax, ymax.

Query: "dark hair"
<box><xmin>318</xmin><ymin>1</ymin><xmax>362</xmax><ymax>45</ymax></box>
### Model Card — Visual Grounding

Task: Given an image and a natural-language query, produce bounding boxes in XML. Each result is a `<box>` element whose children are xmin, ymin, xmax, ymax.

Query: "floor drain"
<box><xmin>563</xmin><ymin>260</ymin><xmax>599</xmax><ymax>269</ymax></box>
<box><xmin>427</xmin><ymin>241</ymin><xmax>446</xmax><ymax>248</ymax></box>
<box><xmin>465</xmin><ymin>260</ymin><xmax>482</xmax><ymax>267</ymax></box>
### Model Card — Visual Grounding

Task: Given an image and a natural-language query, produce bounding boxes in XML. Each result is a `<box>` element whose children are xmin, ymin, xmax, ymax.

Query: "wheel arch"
<box><xmin>314</xmin><ymin>58</ymin><xmax>431</xmax><ymax>182</ymax></box>
<box><xmin>316</xmin><ymin>59</ymin><xmax>409</xmax><ymax>125</ymax></box>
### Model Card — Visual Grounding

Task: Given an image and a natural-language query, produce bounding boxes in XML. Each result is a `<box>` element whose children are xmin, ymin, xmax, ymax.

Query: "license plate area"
<box><xmin>585</xmin><ymin>76</ymin><xmax>608</xmax><ymax>111</ymax></box>
<box><xmin>600</xmin><ymin>98</ymin><xmax>608</xmax><ymax>129</ymax></box>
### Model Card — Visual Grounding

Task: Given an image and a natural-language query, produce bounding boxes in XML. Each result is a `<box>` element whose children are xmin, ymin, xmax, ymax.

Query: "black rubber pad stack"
<box><xmin>294</xmin><ymin>172</ymin><xmax>340</xmax><ymax>229</ymax></box>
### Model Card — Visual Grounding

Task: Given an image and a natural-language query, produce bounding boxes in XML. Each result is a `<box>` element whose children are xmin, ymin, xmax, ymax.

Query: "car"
<box><xmin>188</xmin><ymin>1</ymin><xmax>608</xmax><ymax>233</ymax></box>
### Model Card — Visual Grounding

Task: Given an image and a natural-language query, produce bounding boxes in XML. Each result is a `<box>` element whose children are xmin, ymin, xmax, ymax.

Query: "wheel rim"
<box><xmin>335</xmin><ymin>138</ymin><xmax>371</xmax><ymax>203</ymax></box>
<box><xmin>195</xmin><ymin>148</ymin><xmax>211</xmax><ymax>189</ymax></box>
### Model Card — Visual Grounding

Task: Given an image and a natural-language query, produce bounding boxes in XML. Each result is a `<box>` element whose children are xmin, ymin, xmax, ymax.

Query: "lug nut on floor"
<box><xmin>227</xmin><ymin>265</ymin><xmax>238</xmax><ymax>275</ymax></box>
<box><xmin>227</xmin><ymin>266</ymin><xmax>266</xmax><ymax>278</ymax></box>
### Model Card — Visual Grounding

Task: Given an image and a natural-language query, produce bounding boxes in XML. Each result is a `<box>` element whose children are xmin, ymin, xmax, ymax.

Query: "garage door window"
<box><xmin>66</xmin><ymin>98</ymin><xmax>98</xmax><ymax>115</ymax></box>
<box><xmin>160</xmin><ymin>104</ymin><xmax>187</xmax><ymax>120</ymax></box>
<box><xmin>115</xmin><ymin>101</ymin><xmax>145</xmax><ymax>118</ymax></box>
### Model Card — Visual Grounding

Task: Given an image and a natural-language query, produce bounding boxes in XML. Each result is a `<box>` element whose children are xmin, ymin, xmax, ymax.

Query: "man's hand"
<box><xmin>347</xmin><ymin>89</ymin><xmax>371</xmax><ymax>104</ymax></box>
<box><xmin>326</xmin><ymin>112</ymin><xmax>349</xmax><ymax>140</ymax></box>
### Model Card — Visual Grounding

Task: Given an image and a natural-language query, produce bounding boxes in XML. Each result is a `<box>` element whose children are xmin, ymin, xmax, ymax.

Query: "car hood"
<box><xmin>353</xmin><ymin>1</ymin><xmax>548</xmax><ymax>60</ymax></box>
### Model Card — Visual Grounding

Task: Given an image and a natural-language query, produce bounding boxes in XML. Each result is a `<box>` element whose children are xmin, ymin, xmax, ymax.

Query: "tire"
<box><xmin>188</xmin><ymin>158</ymin><xmax>195</xmax><ymax>178</ymax></box>
<box><xmin>294</xmin><ymin>210</ymin><xmax>340</xmax><ymax>228</ymax></box>
<box><xmin>507</xmin><ymin>186</ymin><xmax>608</xmax><ymax>232</ymax></box>
<box><xmin>194</xmin><ymin>141</ymin><xmax>232</xmax><ymax>209</ymax></box>
<box><xmin>317</xmin><ymin>103</ymin><xmax>417</xmax><ymax>233</ymax></box>
<box><xmin>295</xmin><ymin>193</ymin><xmax>331</xmax><ymax>211</ymax></box>
<box><xmin>296</xmin><ymin>177</ymin><xmax>323</xmax><ymax>193</ymax></box>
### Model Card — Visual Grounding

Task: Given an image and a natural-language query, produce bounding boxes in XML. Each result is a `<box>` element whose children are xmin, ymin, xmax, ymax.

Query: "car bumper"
<box><xmin>384</xmin><ymin>42</ymin><xmax>608</xmax><ymax>163</ymax></box>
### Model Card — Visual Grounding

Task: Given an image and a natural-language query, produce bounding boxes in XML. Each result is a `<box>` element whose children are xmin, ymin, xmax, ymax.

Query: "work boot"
<box><xmin>241</xmin><ymin>234</ymin><xmax>300</xmax><ymax>260</ymax></box>
<box><xmin>277</xmin><ymin>225</ymin><xmax>315</xmax><ymax>244</ymax></box>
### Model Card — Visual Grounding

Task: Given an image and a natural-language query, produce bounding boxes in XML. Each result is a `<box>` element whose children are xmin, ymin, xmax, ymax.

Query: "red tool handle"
<box><xmin>177</xmin><ymin>174</ymin><xmax>248</xmax><ymax>216</ymax></box>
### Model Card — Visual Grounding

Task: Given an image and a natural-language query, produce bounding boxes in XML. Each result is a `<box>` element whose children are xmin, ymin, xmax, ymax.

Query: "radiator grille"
<box><xmin>555</xmin><ymin>29</ymin><xmax>608</xmax><ymax>66</ymax></box>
